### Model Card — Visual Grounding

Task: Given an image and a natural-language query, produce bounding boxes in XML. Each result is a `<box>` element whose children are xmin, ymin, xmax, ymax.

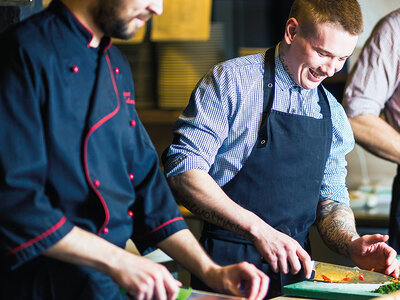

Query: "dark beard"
<box><xmin>90</xmin><ymin>0</ymin><xmax>132</xmax><ymax>40</ymax></box>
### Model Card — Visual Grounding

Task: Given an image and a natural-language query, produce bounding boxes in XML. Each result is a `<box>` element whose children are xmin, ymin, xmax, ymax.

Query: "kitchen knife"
<box><xmin>310</xmin><ymin>260</ymin><xmax>394</xmax><ymax>284</ymax></box>
<box><xmin>177</xmin><ymin>287</ymin><xmax>246</xmax><ymax>300</ymax></box>
<box><xmin>122</xmin><ymin>287</ymin><xmax>245</xmax><ymax>300</ymax></box>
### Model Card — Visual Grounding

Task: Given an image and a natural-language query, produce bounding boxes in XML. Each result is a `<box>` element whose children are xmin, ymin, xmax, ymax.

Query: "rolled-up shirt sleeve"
<box><xmin>0</xmin><ymin>39</ymin><xmax>74</xmax><ymax>269</ymax></box>
<box><xmin>163</xmin><ymin>65</ymin><xmax>232</xmax><ymax>178</ymax></box>
<box><xmin>343</xmin><ymin>13</ymin><xmax>400</xmax><ymax>119</ymax></box>
<box><xmin>320</xmin><ymin>93</ymin><xmax>354</xmax><ymax>206</ymax></box>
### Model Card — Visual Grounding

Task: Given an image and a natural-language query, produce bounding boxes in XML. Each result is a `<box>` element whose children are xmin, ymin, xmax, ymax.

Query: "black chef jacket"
<box><xmin>0</xmin><ymin>1</ymin><xmax>187</xmax><ymax>298</ymax></box>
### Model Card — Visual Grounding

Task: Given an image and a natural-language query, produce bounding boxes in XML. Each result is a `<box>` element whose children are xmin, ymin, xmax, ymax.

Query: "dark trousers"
<box><xmin>389</xmin><ymin>166</ymin><xmax>400</xmax><ymax>252</ymax></box>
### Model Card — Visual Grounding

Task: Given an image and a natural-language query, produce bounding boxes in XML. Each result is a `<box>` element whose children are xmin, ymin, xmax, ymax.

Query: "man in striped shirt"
<box><xmin>163</xmin><ymin>0</ymin><xmax>399</xmax><ymax>297</ymax></box>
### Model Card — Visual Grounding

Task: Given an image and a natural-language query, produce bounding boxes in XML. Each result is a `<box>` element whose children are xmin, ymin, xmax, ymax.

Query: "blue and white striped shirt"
<box><xmin>164</xmin><ymin>49</ymin><xmax>354</xmax><ymax>205</ymax></box>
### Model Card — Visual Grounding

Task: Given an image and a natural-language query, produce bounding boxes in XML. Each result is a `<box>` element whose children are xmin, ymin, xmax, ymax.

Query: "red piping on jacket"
<box><xmin>138</xmin><ymin>217</ymin><xmax>185</xmax><ymax>239</ymax></box>
<box><xmin>83</xmin><ymin>53</ymin><xmax>121</xmax><ymax>235</ymax></box>
<box><xmin>104</xmin><ymin>39</ymin><xmax>112</xmax><ymax>52</ymax></box>
<box><xmin>6</xmin><ymin>217</ymin><xmax>67</xmax><ymax>256</ymax></box>
<box><xmin>61</xmin><ymin>2</ymin><xmax>95</xmax><ymax>48</ymax></box>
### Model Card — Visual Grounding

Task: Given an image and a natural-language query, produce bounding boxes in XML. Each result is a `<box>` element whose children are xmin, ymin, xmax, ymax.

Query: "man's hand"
<box><xmin>158</xmin><ymin>230</ymin><xmax>269</xmax><ymax>300</ymax></box>
<box><xmin>204</xmin><ymin>262</ymin><xmax>269</xmax><ymax>300</ymax></box>
<box><xmin>108</xmin><ymin>252</ymin><xmax>181</xmax><ymax>300</ymax></box>
<box><xmin>168</xmin><ymin>171</ymin><xmax>312</xmax><ymax>278</ymax></box>
<box><xmin>350</xmin><ymin>234</ymin><xmax>399</xmax><ymax>278</ymax></box>
<box><xmin>315</xmin><ymin>201</ymin><xmax>399</xmax><ymax>278</ymax></box>
<box><xmin>252</xmin><ymin>223</ymin><xmax>313</xmax><ymax>278</ymax></box>
<box><xmin>43</xmin><ymin>227</ymin><xmax>182</xmax><ymax>300</ymax></box>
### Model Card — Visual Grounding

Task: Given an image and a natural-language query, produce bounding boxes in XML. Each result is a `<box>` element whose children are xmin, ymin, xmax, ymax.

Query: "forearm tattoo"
<box><xmin>179</xmin><ymin>197</ymin><xmax>255</xmax><ymax>241</ymax></box>
<box><xmin>316</xmin><ymin>201</ymin><xmax>359</xmax><ymax>257</ymax></box>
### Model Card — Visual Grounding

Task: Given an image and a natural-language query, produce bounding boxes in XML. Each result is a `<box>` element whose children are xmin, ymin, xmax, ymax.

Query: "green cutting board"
<box><xmin>283</xmin><ymin>281</ymin><xmax>384</xmax><ymax>299</ymax></box>
<box><xmin>284</xmin><ymin>255</ymin><xmax>400</xmax><ymax>299</ymax></box>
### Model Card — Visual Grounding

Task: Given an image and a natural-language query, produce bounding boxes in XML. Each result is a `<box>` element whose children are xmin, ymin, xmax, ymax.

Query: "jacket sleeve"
<box><xmin>0</xmin><ymin>34</ymin><xmax>74</xmax><ymax>270</ymax></box>
<box><xmin>129</xmin><ymin>116</ymin><xmax>188</xmax><ymax>255</ymax></box>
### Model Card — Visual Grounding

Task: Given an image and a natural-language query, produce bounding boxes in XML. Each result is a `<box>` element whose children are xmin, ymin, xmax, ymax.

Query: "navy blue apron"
<box><xmin>192</xmin><ymin>46</ymin><xmax>332</xmax><ymax>298</ymax></box>
<box><xmin>389</xmin><ymin>166</ymin><xmax>400</xmax><ymax>252</ymax></box>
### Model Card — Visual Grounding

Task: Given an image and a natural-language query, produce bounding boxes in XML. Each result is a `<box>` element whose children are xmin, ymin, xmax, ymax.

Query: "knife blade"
<box><xmin>310</xmin><ymin>260</ymin><xmax>394</xmax><ymax>284</ymax></box>
<box><xmin>177</xmin><ymin>287</ymin><xmax>246</xmax><ymax>300</ymax></box>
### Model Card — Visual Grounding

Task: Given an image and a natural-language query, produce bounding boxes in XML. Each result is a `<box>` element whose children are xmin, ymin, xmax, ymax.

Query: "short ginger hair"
<box><xmin>289</xmin><ymin>0</ymin><xmax>363</xmax><ymax>36</ymax></box>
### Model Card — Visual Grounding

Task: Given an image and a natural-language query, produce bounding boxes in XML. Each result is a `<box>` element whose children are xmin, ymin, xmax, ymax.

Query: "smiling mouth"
<box><xmin>309</xmin><ymin>68</ymin><xmax>324</xmax><ymax>80</ymax></box>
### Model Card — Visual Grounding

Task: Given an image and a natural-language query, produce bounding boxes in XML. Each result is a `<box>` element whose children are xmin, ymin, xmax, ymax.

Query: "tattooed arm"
<box><xmin>316</xmin><ymin>199</ymin><xmax>399</xmax><ymax>277</ymax></box>
<box><xmin>167</xmin><ymin>169</ymin><xmax>313</xmax><ymax>277</ymax></box>
<box><xmin>315</xmin><ymin>199</ymin><xmax>359</xmax><ymax>257</ymax></box>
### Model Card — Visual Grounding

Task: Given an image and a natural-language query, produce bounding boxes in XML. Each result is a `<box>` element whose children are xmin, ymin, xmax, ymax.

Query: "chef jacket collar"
<box><xmin>49</xmin><ymin>0</ymin><xmax>112</xmax><ymax>52</ymax></box>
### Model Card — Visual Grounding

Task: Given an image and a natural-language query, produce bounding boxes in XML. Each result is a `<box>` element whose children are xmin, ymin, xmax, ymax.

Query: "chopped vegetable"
<box><xmin>370</xmin><ymin>268</ymin><xmax>375</xmax><ymax>272</ymax></box>
<box><xmin>359</xmin><ymin>274</ymin><xmax>365</xmax><ymax>281</ymax></box>
<box><xmin>342</xmin><ymin>277</ymin><xmax>350</xmax><ymax>281</ymax></box>
<box><xmin>374</xmin><ymin>282</ymin><xmax>400</xmax><ymax>294</ymax></box>
<box><xmin>321</xmin><ymin>275</ymin><xmax>331</xmax><ymax>282</ymax></box>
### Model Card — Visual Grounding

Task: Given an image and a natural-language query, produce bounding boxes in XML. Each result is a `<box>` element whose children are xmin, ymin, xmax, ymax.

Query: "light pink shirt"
<box><xmin>343</xmin><ymin>9</ymin><xmax>400</xmax><ymax>132</ymax></box>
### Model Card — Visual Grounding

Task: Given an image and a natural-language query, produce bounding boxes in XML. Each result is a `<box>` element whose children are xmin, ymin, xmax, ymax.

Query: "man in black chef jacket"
<box><xmin>0</xmin><ymin>0</ymin><xmax>270</xmax><ymax>299</ymax></box>
<box><xmin>163</xmin><ymin>0</ymin><xmax>400</xmax><ymax>298</ymax></box>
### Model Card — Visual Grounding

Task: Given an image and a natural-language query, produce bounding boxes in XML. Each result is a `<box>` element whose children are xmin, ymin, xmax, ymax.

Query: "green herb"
<box><xmin>374</xmin><ymin>282</ymin><xmax>400</xmax><ymax>294</ymax></box>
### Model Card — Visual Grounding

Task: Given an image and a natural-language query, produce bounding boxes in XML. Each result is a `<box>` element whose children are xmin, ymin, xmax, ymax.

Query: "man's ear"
<box><xmin>284</xmin><ymin>17</ymin><xmax>300</xmax><ymax>45</ymax></box>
